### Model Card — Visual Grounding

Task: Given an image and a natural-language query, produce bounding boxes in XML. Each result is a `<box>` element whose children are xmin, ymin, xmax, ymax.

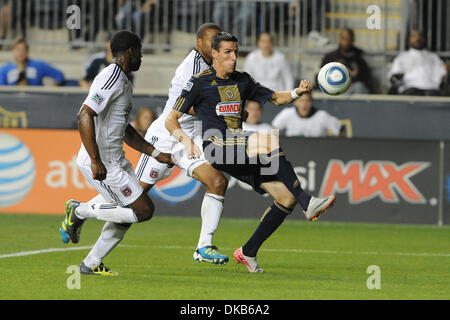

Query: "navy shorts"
<box><xmin>203</xmin><ymin>131</ymin><xmax>278</xmax><ymax>194</ymax></box>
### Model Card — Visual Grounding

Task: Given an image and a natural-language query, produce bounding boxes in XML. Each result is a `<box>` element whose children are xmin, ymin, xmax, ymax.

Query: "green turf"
<box><xmin>0</xmin><ymin>213</ymin><xmax>448</xmax><ymax>300</ymax></box>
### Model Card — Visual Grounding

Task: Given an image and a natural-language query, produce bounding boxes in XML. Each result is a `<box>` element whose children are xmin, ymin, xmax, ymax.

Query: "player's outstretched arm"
<box><xmin>269</xmin><ymin>80</ymin><xmax>313</xmax><ymax>106</ymax></box>
<box><xmin>165</xmin><ymin>110</ymin><xmax>202</xmax><ymax>159</ymax></box>
<box><xmin>124</xmin><ymin>124</ymin><xmax>174</xmax><ymax>165</ymax></box>
<box><xmin>78</xmin><ymin>104</ymin><xmax>107</xmax><ymax>181</ymax></box>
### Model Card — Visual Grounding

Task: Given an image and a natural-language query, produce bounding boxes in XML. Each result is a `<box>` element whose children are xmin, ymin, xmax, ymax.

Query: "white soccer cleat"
<box><xmin>303</xmin><ymin>195</ymin><xmax>336</xmax><ymax>222</ymax></box>
<box><xmin>233</xmin><ymin>248</ymin><xmax>264</xmax><ymax>273</ymax></box>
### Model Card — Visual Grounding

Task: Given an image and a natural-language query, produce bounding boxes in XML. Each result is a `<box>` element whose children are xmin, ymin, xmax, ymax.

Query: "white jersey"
<box><xmin>272</xmin><ymin>107</ymin><xmax>341</xmax><ymax>137</ymax></box>
<box><xmin>146</xmin><ymin>50</ymin><xmax>210</xmax><ymax>151</ymax></box>
<box><xmin>77</xmin><ymin>63</ymin><xmax>133</xmax><ymax>167</ymax></box>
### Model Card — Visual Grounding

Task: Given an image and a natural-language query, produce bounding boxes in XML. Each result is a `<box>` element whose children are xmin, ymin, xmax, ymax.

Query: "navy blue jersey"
<box><xmin>173</xmin><ymin>66</ymin><xmax>274</xmax><ymax>136</ymax></box>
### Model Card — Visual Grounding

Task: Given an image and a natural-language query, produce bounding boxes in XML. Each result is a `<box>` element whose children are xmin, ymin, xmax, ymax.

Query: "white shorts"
<box><xmin>135</xmin><ymin>123</ymin><xmax>207</xmax><ymax>185</ymax></box>
<box><xmin>79</xmin><ymin>158</ymin><xmax>143</xmax><ymax>207</ymax></box>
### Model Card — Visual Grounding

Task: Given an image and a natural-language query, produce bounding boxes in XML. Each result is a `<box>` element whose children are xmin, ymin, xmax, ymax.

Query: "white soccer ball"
<box><xmin>317</xmin><ymin>62</ymin><xmax>351</xmax><ymax>95</ymax></box>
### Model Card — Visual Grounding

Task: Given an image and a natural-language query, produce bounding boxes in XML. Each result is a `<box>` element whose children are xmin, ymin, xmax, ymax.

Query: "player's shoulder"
<box><xmin>192</xmin><ymin>67</ymin><xmax>214</xmax><ymax>79</ymax></box>
<box><xmin>93</xmin><ymin>63</ymin><xmax>125</xmax><ymax>91</ymax></box>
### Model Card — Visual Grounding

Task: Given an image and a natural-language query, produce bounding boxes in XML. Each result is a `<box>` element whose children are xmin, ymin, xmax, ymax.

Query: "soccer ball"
<box><xmin>317</xmin><ymin>62</ymin><xmax>351</xmax><ymax>95</ymax></box>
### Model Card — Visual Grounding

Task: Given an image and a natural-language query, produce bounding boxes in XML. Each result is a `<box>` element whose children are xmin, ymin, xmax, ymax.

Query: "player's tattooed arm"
<box><xmin>269</xmin><ymin>80</ymin><xmax>313</xmax><ymax>106</ymax></box>
<box><xmin>124</xmin><ymin>124</ymin><xmax>174</xmax><ymax>166</ymax></box>
<box><xmin>78</xmin><ymin>104</ymin><xmax>107</xmax><ymax>181</ymax></box>
<box><xmin>165</xmin><ymin>110</ymin><xmax>202</xmax><ymax>160</ymax></box>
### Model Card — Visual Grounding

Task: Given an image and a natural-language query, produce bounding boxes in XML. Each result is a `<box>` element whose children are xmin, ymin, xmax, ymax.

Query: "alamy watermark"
<box><xmin>66</xmin><ymin>5</ymin><xmax>81</xmax><ymax>30</ymax></box>
<box><xmin>366</xmin><ymin>265</ymin><xmax>381</xmax><ymax>289</ymax></box>
<box><xmin>66</xmin><ymin>265</ymin><xmax>81</xmax><ymax>290</ymax></box>
<box><xmin>367</xmin><ymin>5</ymin><xmax>382</xmax><ymax>30</ymax></box>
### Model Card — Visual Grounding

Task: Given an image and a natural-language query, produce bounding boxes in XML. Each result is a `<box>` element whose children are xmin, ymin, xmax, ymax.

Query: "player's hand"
<box><xmin>91</xmin><ymin>159</ymin><xmax>107</xmax><ymax>181</ymax></box>
<box><xmin>298</xmin><ymin>80</ymin><xmax>313</xmax><ymax>95</ymax></box>
<box><xmin>155</xmin><ymin>152</ymin><xmax>175</xmax><ymax>167</ymax></box>
<box><xmin>183</xmin><ymin>138</ymin><xmax>202</xmax><ymax>160</ymax></box>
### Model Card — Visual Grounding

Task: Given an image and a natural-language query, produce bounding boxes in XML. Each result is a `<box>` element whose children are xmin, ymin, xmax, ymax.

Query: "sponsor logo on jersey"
<box><xmin>319</xmin><ymin>160</ymin><xmax>430</xmax><ymax>204</ymax></box>
<box><xmin>184</xmin><ymin>81</ymin><xmax>193</xmax><ymax>92</ymax></box>
<box><xmin>92</xmin><ymin>93</ymin><xmax>105</xmax><ymax>105</ymax></box>
<box><xmin>216</xmin><ymin>101</ymin><xmax>241</xmax><ymax>116</ymax></box>
<box><xmin>120</xmin><ymin>185</ymin><xmax>132</xmax><ymax>197</ymax></box>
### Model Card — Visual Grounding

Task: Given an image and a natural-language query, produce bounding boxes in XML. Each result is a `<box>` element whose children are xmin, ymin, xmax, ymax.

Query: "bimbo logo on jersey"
<box><xmin>319</xmin><ymin>160</ymin><xmax>430</xmax><ymax>204</ymax></box>
<box><xmin>216</xmin><ymin>102</ymin><xmax>241</xmax><ymax>116</ymax></box>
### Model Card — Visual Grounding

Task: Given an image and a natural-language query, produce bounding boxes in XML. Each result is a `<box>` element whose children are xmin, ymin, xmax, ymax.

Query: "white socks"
<box><xmin>75</xmin><ymin>202</ymin><xmax>138</xmax><ymax>224</ymax></box>
<box><xmin>197</xmin><ymin>193</ymin><xmax>224</xmax><ymax>249</ymax></box>
<box><xmin>83</xmin><ymin>222</ymin><xmax>130</xmax><ymax>268</ymax></box>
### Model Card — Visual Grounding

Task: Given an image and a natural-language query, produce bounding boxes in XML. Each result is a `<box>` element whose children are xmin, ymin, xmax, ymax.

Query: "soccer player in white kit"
<box><xmin>134</xmin><ymin>23</ymin><xmax>230</xmax><ymax>265</ymax></box>
<box><xmin>60</xmin><ymin>31</ymin><xmax>173</xmax><ymax>276</ymax></box>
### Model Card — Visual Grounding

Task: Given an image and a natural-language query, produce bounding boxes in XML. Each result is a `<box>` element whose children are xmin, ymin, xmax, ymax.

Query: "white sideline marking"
<box><xmin>0</xmin><ymin>245</ymin><xmax>135</xmax><ymax>259</ymax></box>
<box><xmin>0</xmin><ymin>246</ymin><xmax>93</xmax><ymax>259</ymax></box>
<box><xmin>0</xmin><ymin>245</ymin><xmax>448</xmax><ymax>259</ymax></box>
<box><xmin>151</xmin><ymin>245</ymin><xmax>450</xmax><ymax>258</ymax></box>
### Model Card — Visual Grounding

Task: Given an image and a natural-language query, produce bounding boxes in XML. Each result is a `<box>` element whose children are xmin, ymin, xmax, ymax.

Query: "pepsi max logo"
<box><xmin>0</xmin><ymin>133</ymin><xmax>36</xmax><ymax>208</ymax></box>
<box><xmin>216</xmin><ymin>102</ymin><xmax>241</xmax><ymax>116</ymax></box>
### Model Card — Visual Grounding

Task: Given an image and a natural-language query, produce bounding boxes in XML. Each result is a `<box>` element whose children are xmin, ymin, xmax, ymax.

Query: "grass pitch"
<box><xmin>0</xmin><ymin>213</ymin><xmax>448</xmax><ymax>300</ymax></box>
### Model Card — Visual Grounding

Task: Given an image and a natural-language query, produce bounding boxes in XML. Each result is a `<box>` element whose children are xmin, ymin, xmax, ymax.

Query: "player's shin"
<box><xmin>197</xmin><ymin>193</ymin><xmax>224</xmax><ymax>249</ymax></box>
<box><xmin>83</xmin><ymin>222</ymin><xmax>131</xmax><ymax>268</ymax></box>
<box><xmin>260</xmin><ymin>148</ymin><xmax>311</xmax><ymax>211</ymax></box>
<box><xmin>242</xmin><ymin>201</ymin><xmax>293</xmax><ymax>257</ymax></box>
<box><xmin>75</xmin><ymin>202</ymin><xmax>139</xmax><ymax>224</ymax></box>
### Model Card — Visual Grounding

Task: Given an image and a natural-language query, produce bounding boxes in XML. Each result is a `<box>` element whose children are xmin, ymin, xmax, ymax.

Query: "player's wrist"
<box><xmin>151</xmin><ymin>148</ymin><xmax>161</xmax><ymax>159</ymax></box>
<box><xmin>291</xmin><ymin>88</ymin><xmax>301</xmax><ymax>100</ymax></box>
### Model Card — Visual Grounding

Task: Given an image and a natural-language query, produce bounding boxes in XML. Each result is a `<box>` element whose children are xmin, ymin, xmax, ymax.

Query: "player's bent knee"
<box><xmin>276</xmin><ymin>194</ymin><xmax>297</xmax><ymax>209</ymax></box>
<box><xmin>211</xmin><ymin>174</ymin><xmax>228</xmax><ymax>193</ymax></box>
<box><xmin>133</xmin><ymin>202</ymin><xmax>155</xmax><ymax>222</ymax></box>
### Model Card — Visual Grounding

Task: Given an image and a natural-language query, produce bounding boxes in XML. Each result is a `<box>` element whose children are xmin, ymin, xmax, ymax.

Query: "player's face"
<box><xmin>199</xmin><ymin>28</ymin><xmax>221</xmax><ymax>60</ymax></box>
<box><xmin>213</xmin><ymin>41</ymin><xmax>238</xmax><ymax>74</ymax></box>
<box><xmin>129</xmin><ymin>45</ymin><xmax>142</xmax><ymax>71</ymax></box>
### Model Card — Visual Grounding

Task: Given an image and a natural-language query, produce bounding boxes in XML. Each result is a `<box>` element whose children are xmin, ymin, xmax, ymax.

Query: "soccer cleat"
<box><xmin>193</xmin><ymin>245</ymin><xmax>229</xmax><ymax>265</ymax></box>
<box><xmin>60</xmin><ymin>199</ymin><xmax>85</xmax><ymax>244</ymax></box>
<box><xmin>80</xmin><ymin>261</ymin><xmax>119</xmax><ymax>276</ymax></box>
<box><xmin>233</xmin><ymin>247</ymin><xmax>264</xmax><ymax>273</ymax></box>
<box><xmin>303</xmin><ymin>195</ymin><xmax>336</xmax><ymax>222</ymax></box>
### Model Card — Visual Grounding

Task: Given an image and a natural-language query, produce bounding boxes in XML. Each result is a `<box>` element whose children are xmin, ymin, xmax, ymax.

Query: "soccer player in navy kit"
<box><xmin>166</xmin><ymin>32</ymin><xmax>336</xmax><ymax>273</ymax></box>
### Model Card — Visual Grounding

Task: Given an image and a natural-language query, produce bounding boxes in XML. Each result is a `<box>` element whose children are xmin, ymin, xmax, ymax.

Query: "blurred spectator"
<box><xmin>0</xmin><ymin>37</ymin><xmax>64</xmax><ymax>86</ymax></box>
<box><xmin>320</xmin><ymin>28</ymin><xmax>373</xmax><ymax>94</ymax></box>
<box><xmin>115</xmin><ymin>0</ymin><xmax>158</xmax><ymax>39</ymax></box>
<box><xmin>131</xmin><ymin>107</ymin><xmax>156</xmax><ymax>135</ymax></box>
<box><xmin>272</xmin><ymin>92</ymin><xmax>344</xmax><ymax>137</ymax></box>
<box><xmin>288</xmin><ymin>0</ymin><xmax>326</xmax><ymax>36</ymax></box>
<box><xmin>244</xmin><ymin>32</ymin><xmax>294</xmax><ymax>92</ymax></box>
<box><xmin>242</xmin><ymin>101</ymin><xmax>272</xmax><ymax>134</ymax></box>
<box><xmin>388</xmin><ymin>30</ymin><xmax>448</xmax><ymax>96</ymax></box>
<box><xmin>213</xmin><ymin>1</ymin><xmax>255</xmax><ymax>44</ymax></box>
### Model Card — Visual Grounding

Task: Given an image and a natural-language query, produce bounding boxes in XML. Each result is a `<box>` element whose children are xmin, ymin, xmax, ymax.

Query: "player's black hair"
<box><xmin>196</xmin><ymin>23</ymin><xmax>221</xmax><ymax>39</ymax></box>
<box><xmin>110</xmin><ymin>30</ymin><xmax>141</xmax><ymax>57</ymax></box>
<box><xmin>212</xmin><ymin>32</ymin><xmax>238</xmax><ymax>51</ymax></box>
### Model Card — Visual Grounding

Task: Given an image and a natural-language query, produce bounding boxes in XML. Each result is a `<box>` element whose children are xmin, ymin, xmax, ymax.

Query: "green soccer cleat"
<box><xmin>60</xmin><ymin>199</ymin><xmax>85</xmax><ymax>244</ymax></box>
<box><xmin>80</xmin><ymin>261</ymin><xmax>119</xmax><ymax>276</ymax></box>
